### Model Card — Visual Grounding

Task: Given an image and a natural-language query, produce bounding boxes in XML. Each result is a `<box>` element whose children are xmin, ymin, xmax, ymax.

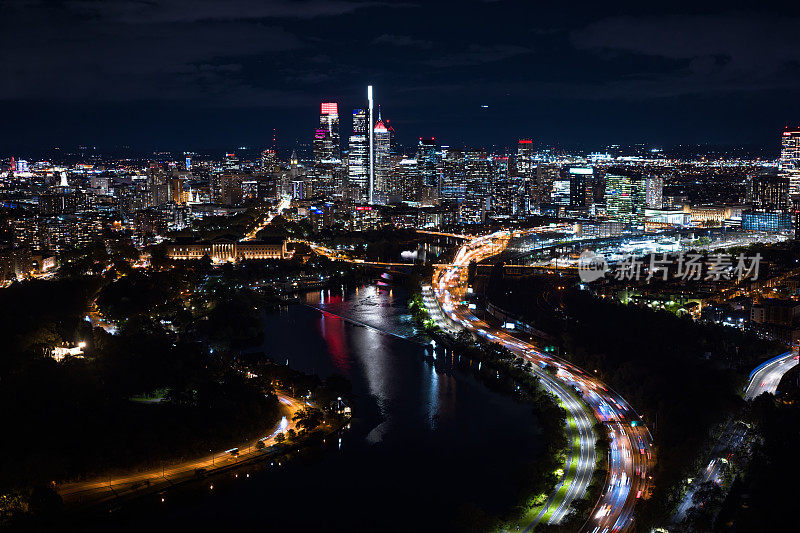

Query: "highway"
<box><xmin>429</xmin><ymin>230</ymin><xmax>653</xmax><ymax>532</ymax></box>
<box><xmin>744</xmin><ymin>350</ymin><xmax>798</xmax><ymax>400</ymax></box>
<box><xmin>57</xmin><ymin>393</ymin><xmax>304</xmax><ymax>508</ymax></box>
<box><xmin>672</xmin><ymin>349</ymin><xmax>798</xmax><ymax>525</ymax></box>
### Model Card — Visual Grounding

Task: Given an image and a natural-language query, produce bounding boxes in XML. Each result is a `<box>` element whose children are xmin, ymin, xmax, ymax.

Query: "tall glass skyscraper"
<box><xmin>516</xmin><ymin>139</ymin><xmax>536</xmax><ymax>212</ymax></box>
<box><xmin>516</xmin><ymin>139</ymin><xmax>534</xmax><ymax>178</ymax></box>
<box><xmin>417</xmin><ymin>138</ymin><xmax>439</xmax><ymax>205</ymax></box>
<box><xmin>605</xmin><ymin>167</ymin><xmax>646</xmax><ymax>227</ymax></box>
<box><xmin>373</xmin><ymin>112</ymin><xmax>391</xmax><ymax>201</ymax></box>
<box><xmin>348</xmin><ymin>108</ymin><xmax>368</xmax><ymax>196</ymax></box>
<box><xmin>440</xmin><ymin>148</ymin><xmax>465</xmax><ymax>200</ymax></box>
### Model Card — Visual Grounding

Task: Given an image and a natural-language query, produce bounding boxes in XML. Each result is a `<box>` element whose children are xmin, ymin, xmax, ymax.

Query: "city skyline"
<box><xmin>3</xmin><ymin>3</ymin><xmax>800</xmax><ymax>532</ymax></box>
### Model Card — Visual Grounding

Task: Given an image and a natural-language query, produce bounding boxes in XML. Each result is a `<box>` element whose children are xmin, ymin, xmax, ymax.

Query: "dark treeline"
<box><xmin>724</xmin><ymin>389</ymin><xmax>800</xmax><ymax>531</ymax></box>
<box><xmin>0</xmin><ymin>250</ymin><xmax>333</xmax><ymax>522</ymax></box>
<box><xmin>486</xmin><ymin>272</ymin><xmax>784</xmax><ymax>527</ymax></box>
<box><xmin>0</xmin><ymin>273</ymin><xmax>282</xmax><ymax>493</ymax></box>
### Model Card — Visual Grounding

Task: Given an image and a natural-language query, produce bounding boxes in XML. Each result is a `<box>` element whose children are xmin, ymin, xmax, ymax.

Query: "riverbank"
<box><xmin>48</xmin><ymin>285</ymin><xmax>552</xmax><ymax>532</ymax></box>
<box><xmin>408</xmin><ymin>290</ymin><xmax>574</xmax><ymax>530</ymax></box>
<box><xmin>9</xmin><ymin>395</ymin><xmax>351</xmax><ymax>532</ymax></box>
<box><xmin>56</xmin><ymin>392</ymin><xmax>302</xmax><ymax>510</ymax></box>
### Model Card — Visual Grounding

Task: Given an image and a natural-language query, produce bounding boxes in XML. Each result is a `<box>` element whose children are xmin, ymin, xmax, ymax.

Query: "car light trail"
<box><xmin>429</xmin><ymin>230</ymin><xmax>653</xmax><ymax>532</ymax></box>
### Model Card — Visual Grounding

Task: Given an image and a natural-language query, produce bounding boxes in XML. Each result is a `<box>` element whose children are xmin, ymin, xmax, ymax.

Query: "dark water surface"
<box><xmin>94</xmin><ymin>285</ymin><xmax>542</xmax><ymax>532</ymax></box>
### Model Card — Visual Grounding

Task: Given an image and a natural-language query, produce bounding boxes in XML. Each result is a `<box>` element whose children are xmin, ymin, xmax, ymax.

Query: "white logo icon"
<box><xmin>578</xmin><ymin>250</ymin><xmax>607</xmax><ymax>283</ymax></box>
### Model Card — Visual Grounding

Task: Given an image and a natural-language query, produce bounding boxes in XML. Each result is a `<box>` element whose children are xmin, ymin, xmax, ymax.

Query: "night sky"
<box><xmin>2</xmin><ymin>0</ymin><xmax>799</xmax><ymax>153</ymax></box>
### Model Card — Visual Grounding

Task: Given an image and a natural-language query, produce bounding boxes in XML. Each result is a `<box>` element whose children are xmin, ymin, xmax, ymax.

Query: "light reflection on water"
<box><xmin>93</xmin><ymin>284</ymin><xmax>544</xmax><ymax>532</ymax></box>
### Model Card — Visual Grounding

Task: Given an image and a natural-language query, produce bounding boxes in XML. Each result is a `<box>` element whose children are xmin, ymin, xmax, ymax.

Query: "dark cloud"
<box><xmin>424</xmin><ymin>44</ymin><xmax>532</xmax><ymax>67</ymax></box>
<box><xmin>0</xmin><ymin>2</ymin><xmax>303</xmax><ymax>103</ymax></box>
<box><xmin>62</xmin><ymin>0</ymin><xmax>383</xmax><ymax>22</ymax></box>
<box><xmin>571</xmin><ymin>13</ymin><xmax>800</xmax><ymax>97</ymax></box>
<box><xmin>372</xmin><ymin>34</ymin><xmax>434</xmax><ymax>48</ymax></box>
<box><xmin>0</xmin><ymin>1</ymin><xmax>798</xmax><ymax>151</ymax></box>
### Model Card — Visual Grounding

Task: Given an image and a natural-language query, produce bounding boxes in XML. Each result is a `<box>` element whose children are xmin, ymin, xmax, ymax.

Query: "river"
<box><xmin>92</xmin><ymin>284</ymin><xmax>544</xmax><ymax>532</ymax></box>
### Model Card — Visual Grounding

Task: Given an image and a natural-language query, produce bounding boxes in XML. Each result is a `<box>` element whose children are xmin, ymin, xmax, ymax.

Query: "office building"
<box><xmin>417</xmin><ymin>138</ymin><xmax>439</xmax><ymax>205</ymax></box>
<box><xmin>516</xmin><ymin>140</ymin><xmax>534</xmax><ymax>179</ymax></box>
<box><xmin>348</xmin><ymin>108</ymin><xmax>369</xmax><ymax>197</ymax></box>
<box><xmin>645</xmin><ymin>175</ymin><xmax>663</xmax><ymax>209</ymax></box>
<box><xmin>781</xmin><ymin>127</ymin><xmax>800</xmax><ymax>204</ymax></box>
<box><xmin>749</xmin><ymin>174</ymin><xmax>790</xmax><ymax>212</ymax></box>
<box><xmin>313</xmin><ymin>102</ymin><xmax>341</xmax><ymax>163</ymax></box>
<box><xmin>605</xmin><ymin>167</ymin><xmax>646</xmax><ymax>226</ymax></box>
<box><xmin>567</xmin><ymin>166</ymin><xmax>594</xmax><ymax>210</ymax></box>
<box><xmin>742</xmin><ymin>211</ymin><xmax>792</xmax><ymax>232</ymax></box>
<box><xmin>373</xmin><ymin>112</ymin><xmax>392</xmax><ymax>201</ymax></box>
<box><xmin>441</xmin><ymin>148</ymin><xmax>466</xmax><ymax>200</ymax></box>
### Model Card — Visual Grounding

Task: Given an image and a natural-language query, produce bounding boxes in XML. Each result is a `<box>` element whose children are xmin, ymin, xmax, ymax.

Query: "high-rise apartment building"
<box><xmin>516</xmin><ymin>140</ymin><xmax>536</xmax><ymax>210</ymax></box>
<box><xmin>147</xmin><ymin>164</ymin><xmax>173</xmax><ymax>207</ymax></box>
<box><xmin>220</xmin><ymin>173</ymin><xmax>244</xmax><ymax>206</ymax></box>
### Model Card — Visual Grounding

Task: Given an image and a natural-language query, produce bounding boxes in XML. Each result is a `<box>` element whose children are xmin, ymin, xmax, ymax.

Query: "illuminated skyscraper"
<box><xmin>535</xmin><ymin>165</ymin><xmax>558</xmax><ymax>205</ymax></box>
<box><xmin>396</xmin><ymin>158</ymin><xmax>420</xmax><ymax>202</ymax></box>
<box><xmin>567</xmin><ymin>166</ymin><xmax>594</xmax><ymax>210</ymax></box>
<box><xmin>780</xmin><ymin>127</ymin><xmax>800</xmax><ymax>203</ymax></box>
<box><xmin>348</xmin><ymin>108</ymin><xmax>368</xmax><ymax>196</ymax></box>
<box><xmin>368</xmin><ymin>85</ymin><xmax>374</xmax><ymax>203</ymax></box>
<box><xmin>417</xmin><ymin>138</ymin><xmax>439</xmax><ymax>205</ymax></box>
<box><xmin>516</xmin><ymin>139</ymin><xmax>536</xmax><ymax>211</ymax></box>
<box><xmin>605</xmin><ymin>168</ymin><xmax>646</xmax><ymax>226</ymax></box>
<box><xmin>645</xmin><ymin>175</ymin><xmax>663</xmax><ymax>209</ymax></box>
<box><xmin>311</xmin><ymin>102</ymin><xmax>342</xmax><ymax>198</ymax></box>
<box><xmin>440</xmin><ymin>148</ymin><xmax>465</xmax><ymax>200</ymax></box>
<box><xmin>749</xmin><ymin>174</ymin><xmax>790</xmax><ymax>212</ymax></box>
<box><xmin>313</xmin><ymin>102</ymin><xmax>340</xmax><ymax>163</ymax></box>
<box><xmin>781</xmin><ymin>127</ymin><xmax>800</xmax><ymax>171</ymax></box>
<box><xmin>516</xmin><ymin>139</ymin><xmax>534</xmax><ymax>178</ymax></box>
<box><xmin>463</xmin><ymin>149</ymin><xmax>492</xmax><ymax>223</ymax></box>
<box><xmin>490</xmin><ymin>156</ymin><xmax>517</xmax><ymax>216</ymax></box>
<box><xmin>223</xmin><ymin>152</ymin><xmax>240</xmax><ymax>171</ymax></box>
<box><xmin>373</xmin><ymin>110</ymin><xmax>391</xmax><ymax>202</ymax></box>
<box><xmin>261</xmin><ymin>149</ymin><xmax>278</xmax><ymax>172</ymax></box>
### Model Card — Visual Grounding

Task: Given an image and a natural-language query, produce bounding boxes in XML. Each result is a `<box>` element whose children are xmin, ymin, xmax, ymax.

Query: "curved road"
<box><xmin>744</xmin><ymin>350</ymin><xmax>798</xmax><ymax>400</ymax></box>
<box><xmin>58</xmin><ymin>393</ymin><xmax>304</xmax><ymax>508</ymax></box>
<box><xmin>673</xmin><ymin>350</ymin><xmax>798</xmax><ymax>524</ymax></box>
<box><xmin>430</xmin><ymin>230</ymin><xmax>653</xmax><ymax>532</ymax></box>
